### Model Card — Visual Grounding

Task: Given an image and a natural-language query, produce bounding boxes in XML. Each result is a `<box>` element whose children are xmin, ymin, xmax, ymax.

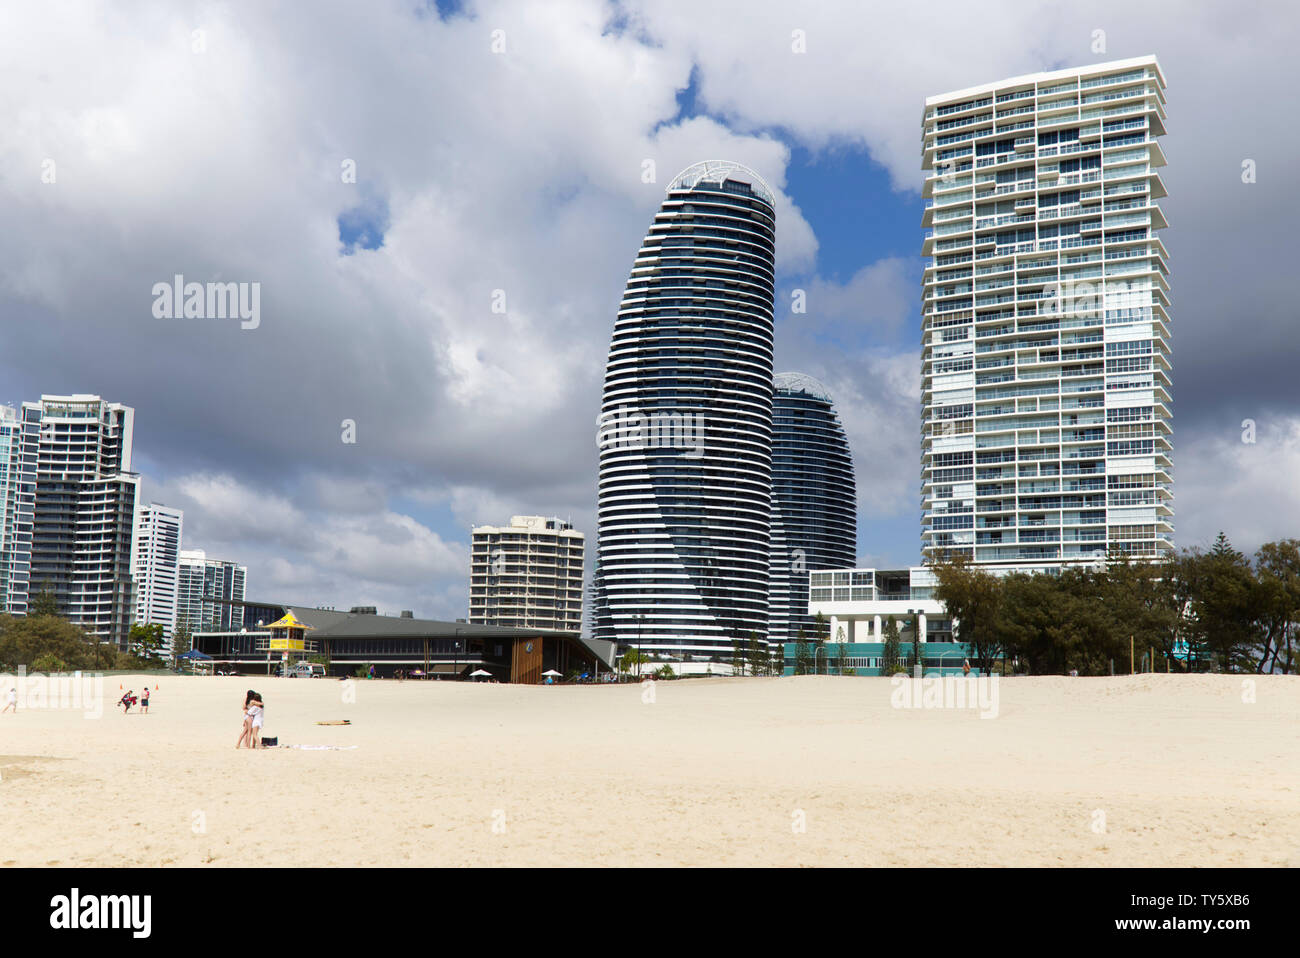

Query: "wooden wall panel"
<box><xmin>512</xmin><ymin>637</ymin><xmax>544</xmax><ymax>684</ymax></box>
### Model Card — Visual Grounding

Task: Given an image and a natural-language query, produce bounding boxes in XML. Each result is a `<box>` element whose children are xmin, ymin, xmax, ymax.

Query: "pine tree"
<box><xmin>747</xmin><ymin>632</ymin><xmax>764</xmax><ymax>676</ymax></box>
<box><xmin>794</xmin><ymin>627</ymin><xmax>811</xmax><ymax>675</ymax></box>
<box><xmin>173</xmin><ymin>617</ymin><xmax>193</xmax><ymax>655</ymax></box>
<box><xmin>881</xmin><ymin>615</ymin><xmax>902</xmax><ymax>675</ymax></box>
<box><xmin>30</xmin><ymin>587</ymin><xmax>59</xmax><ymax>617</ymax></box>
<box><xmin>731</xmin><ymin>638</ymin><xmax>745</xmax><ymax>676</ymax></box>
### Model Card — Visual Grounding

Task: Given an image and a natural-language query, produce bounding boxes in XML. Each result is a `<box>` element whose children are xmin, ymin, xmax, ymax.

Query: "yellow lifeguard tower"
<box><xmin>260</xmin><ymin>610</ymin><xmax>318</xmax><ymax>675</ymax></box>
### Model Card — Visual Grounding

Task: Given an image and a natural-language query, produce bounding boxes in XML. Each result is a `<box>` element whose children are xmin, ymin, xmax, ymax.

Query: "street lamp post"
<box><xmin>938</xmin><ymin>648</ymin><xmax>964</xmax><ymax>676</ymax></box>
<box><xmin>908</xmin><ymin>608</ymin><xmax>921</xmax><ymax>677</ymax></box>
<box><xmin>453</xmin><ymin>628</ymin><xmax>462</xmax><ymax>681</ymax></box>
<box><xmin>636</xmin><ymin>614</ymin><xmax>643</xmax><ymax>681</ymax></box>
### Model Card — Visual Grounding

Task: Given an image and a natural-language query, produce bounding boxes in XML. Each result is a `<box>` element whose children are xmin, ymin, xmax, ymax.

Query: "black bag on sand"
<box><xmin>260</xmin><ymin>736</ymin><xmax>278</xmax><ymax>748</ymax></box>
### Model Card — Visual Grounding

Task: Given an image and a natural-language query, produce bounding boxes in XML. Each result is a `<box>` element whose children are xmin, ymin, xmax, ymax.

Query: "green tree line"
<box><xmin>0</xmin><ymin>591</ymin><xmax>171</xmax><ymax>672</ymax></box>
<box><xmin>931</xmin><ymin>533</ymin><xmax>1300</xmax><ymax>676</ymax></box>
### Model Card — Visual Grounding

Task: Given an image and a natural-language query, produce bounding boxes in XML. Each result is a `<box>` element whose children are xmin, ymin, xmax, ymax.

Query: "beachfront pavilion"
<box><xmin>783</xmin><ymin>640</ymin><xmax>978</xmax><ymax>676</ymax></box>
<box><xmin>191</xmin><ymin>604</ymin><xmax>615</xmax><ymax>683</ymax></box>
<box><xmin>784</xmin><ymin>567</ymin><xmax>976</xmax><ymax>676</ymax></box>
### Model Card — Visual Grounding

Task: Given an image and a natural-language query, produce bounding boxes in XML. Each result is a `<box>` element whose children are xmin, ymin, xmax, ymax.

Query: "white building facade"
<box><xmin>808</xmin><ymin>567</ymin><xmax>952</xmax><ymax>647</ymax></box>
<box><xmin>921</xmin><ymin>56</ymin><xmax>1173</xmax><ymax>571</ymax></box>
<box><xmin>470</xmin><ymin>516</ymin><xmax>585</xmax><ymax>632</ymax></box>
<box><xmin>26</xmin><ymin>395</ymin><xmax>140</xmax><ymax>648</ymax></box>
<box><xmin>132</xmin><ymin>503</ymin><xmax>184</xmax><ymax>647</ymax></box>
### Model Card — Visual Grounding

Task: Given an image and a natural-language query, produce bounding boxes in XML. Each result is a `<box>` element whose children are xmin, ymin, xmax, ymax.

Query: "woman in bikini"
<box><xmin>236</xmin><ymin>690</ymin><xmax>263</xmax><ymax>748</ymax></box>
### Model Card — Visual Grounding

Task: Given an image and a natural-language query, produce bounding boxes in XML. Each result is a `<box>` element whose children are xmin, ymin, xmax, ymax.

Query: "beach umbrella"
<box><xmin>541</xmin><ymin>669</ymin><xmax>562</xmax><ymax>677</ymax></box>
<box><xmin>469</xmin><ymin>669</ymin><xmax>491</xmax><ymax>679</ymax></box>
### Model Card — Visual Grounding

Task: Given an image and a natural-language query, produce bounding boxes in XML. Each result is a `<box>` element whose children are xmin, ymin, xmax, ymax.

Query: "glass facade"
<box><xmin>594</xmin><ymin>161</ymin><xmax>777</xmax><ymax>657</ymax></box>
<box><xmin>921</xmin><ymin>58</ymin><xmax>1173</xmax><ymax>569</ymax></box>
<box><xmin>769</xmin><ymin>373</ymin><xmax>856</xmax><ymax>646</ymax></box>
<box><xmin>0</xmin><ymin>405</ymin><xmax>36</xmax><ymax>615</ymax></box>
<box><xmin>177</xmin><ymin>550</ymin><xmax>247</xmax><ymax>633</ymax></box>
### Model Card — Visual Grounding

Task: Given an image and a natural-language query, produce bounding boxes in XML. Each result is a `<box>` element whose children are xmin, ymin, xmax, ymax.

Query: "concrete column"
<box><xmin>918</xmin><ymin>613</ymin><xmax>928</xmax><ymax>644</ymax></box>
<box><xmin>829</xmin><ymin>615</ymin><xmax>840</xmax><ymax>642</ymax></box>
<box><xmin>873</xmin><ymin>614</ymin><xmax>882</xmax><ymax>639</ymax></box>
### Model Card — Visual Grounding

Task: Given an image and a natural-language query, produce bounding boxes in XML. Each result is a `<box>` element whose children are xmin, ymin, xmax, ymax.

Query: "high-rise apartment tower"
<box><xmin>469</xmin><ymin>515</ymin><xmax>584</xmax><ymax>632</ymax></box>
<box><xmin>768</xmin><ymin>373</ymin><xmax>856</xmax><ymax>646</ymax></box>
<box><xmin>132</xmin><ymin>503</ymin><xmax>184</xmax><ymax>648</ymax></box>
<box><xmin>921</xmin><ymin>56</ymin><xmax>1173</xmax><ymax>569</ymax></box>
<box><xmin>594</xmin><ymin>161</ymin><xmax>777</xmax><ymax>658</ymax></box>
<box><xmin>26</xmin><ymin>395</ymin><xmax>140</xmax><ymax>647</ymax></box>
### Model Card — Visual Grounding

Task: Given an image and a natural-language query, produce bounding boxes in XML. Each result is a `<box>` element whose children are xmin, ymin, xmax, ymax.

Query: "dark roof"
<box><xmin>224</xmin><ymin>601</ymin><xmax>613</xmax><ymax>665</ymax></box>
<box><xmin>582</xmin><ymin>637</ymin><xmax>616</xmax><ymax>667</ymax></box>
<box><xmin>280</xmin><ymin>605</ymin><xmax>574</xmax><ymax>641</ymax></box>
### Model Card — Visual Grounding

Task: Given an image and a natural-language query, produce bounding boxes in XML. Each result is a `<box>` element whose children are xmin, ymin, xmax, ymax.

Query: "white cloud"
<box><xmin>145</xmin><ymin>471</ymin><xmax>468</xmax><ymax>616</ymax></box>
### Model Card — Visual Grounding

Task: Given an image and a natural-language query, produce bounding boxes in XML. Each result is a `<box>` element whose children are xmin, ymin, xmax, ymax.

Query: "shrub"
<box><xmin>32</xmin><ymin>653</ymin><xmax>68</xmax><ymax>673</ymax></box>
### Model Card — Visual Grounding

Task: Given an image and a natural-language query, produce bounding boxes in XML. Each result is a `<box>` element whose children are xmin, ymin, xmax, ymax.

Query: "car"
<box><xmin>280</xmin><ymin>662</ymin><xmax>326</xmax><ymax>679</ymax></box>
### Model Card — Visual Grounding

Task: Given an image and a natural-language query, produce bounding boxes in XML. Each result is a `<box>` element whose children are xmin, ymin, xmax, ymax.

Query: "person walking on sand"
<box><xmin>2</xmin><ymin>687</ymin><xmax>16</xmax><ymax>713</ymax></box>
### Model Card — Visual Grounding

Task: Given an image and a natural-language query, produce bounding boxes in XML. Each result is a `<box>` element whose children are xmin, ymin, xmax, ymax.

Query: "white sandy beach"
<box><xmin>0</xmin><ymin>673</ymin><xmax>1296</xmax><ymax>867</ymax></box>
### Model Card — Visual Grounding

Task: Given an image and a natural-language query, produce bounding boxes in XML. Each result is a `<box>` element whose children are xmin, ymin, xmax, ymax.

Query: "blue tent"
<box><xmin>176</xmin><ymin>649</ymin><xmax>212</xmax><ymax>660</ymax></box>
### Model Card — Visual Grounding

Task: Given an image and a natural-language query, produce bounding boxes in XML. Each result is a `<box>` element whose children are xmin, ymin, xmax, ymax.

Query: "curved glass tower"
<box><xmin>595</xmin><ymin>161</ymin><xmax>777</xmax><ymax>659</ymax></box>
<box><xmin>768</xmin><ymin>373</ymin><xmax>857</xmax><ymax>646</ymax></box>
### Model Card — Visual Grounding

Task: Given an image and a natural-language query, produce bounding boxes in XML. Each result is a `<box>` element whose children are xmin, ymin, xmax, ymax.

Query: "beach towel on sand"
<box><xmin>280</xmin><ymin>744</ymin><xmax>358</xmax><ymax>750</ymax></box>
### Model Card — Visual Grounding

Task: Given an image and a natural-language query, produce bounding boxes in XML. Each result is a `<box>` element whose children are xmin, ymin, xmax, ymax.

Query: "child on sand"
<box><xmin>2</xmin><ymin>687</ymin><xmax>15</xmax><ymax>713</ymax></box>
<box><xmin>141</xmin><ymin>687</ymin><xmax>151</xmax><ymax>713</ymax></box>
<box><xmin>119</xmin><ymin>690</ymin><xmax>135</xmax><ymax>713</ymax></box>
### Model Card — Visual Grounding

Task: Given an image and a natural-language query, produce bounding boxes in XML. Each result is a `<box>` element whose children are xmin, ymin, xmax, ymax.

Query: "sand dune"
<box><xmin>0</xmin><ymin>672</ymin><xmax>1296</xmax><ymax>866</ymax></box>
